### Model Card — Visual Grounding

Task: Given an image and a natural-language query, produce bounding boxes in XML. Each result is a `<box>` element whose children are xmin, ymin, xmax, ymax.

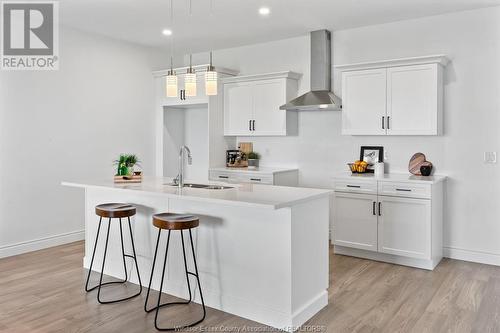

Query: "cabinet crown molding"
<box><xmin>222</xmin><ymin>71</ymin><xmax>302</xmax><ymax>84</ymax></box>
<box><xmin>335</xmin><ymin>55</ymin><xmax>449</xmax><ymax>72</ymax></box>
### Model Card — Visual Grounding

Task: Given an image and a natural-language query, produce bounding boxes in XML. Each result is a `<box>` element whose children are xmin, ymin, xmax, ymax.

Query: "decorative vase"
<box><xmin>118</xmin><ymin>164</ymin><xmax>134</xmax><ymax>176</ymax></box>
<box><xmin>420</xmin><ymin>165</ymin><xmax>432</xmax><ymax>176</ymax></box>
<box><xmin>248</xmin><ymin>159</ymin><xmax>259</xmax><ymax>169</ymax></box>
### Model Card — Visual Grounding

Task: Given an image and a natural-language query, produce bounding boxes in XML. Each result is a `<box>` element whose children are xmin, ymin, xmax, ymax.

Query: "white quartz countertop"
<box><xmin>62</xmin><ymin>176</ymin><xmax>331</xmax><ymax>210</ymax></box>
<box><xmin>210</xmin><ymin>167</ymin><xmax>298</xmax><ymax>174</ymax></box>
<box><xmin>333</xmin><ymin>172</ymin><xmax>447</xmax><ymax>184</ymax></box>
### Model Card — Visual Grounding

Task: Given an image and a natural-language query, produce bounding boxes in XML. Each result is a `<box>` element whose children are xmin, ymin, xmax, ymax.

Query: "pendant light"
<box><xmin>205</xmin><ymin>52</ymin><xmax>217</xmax><ymax>96</ymax></box>
<box><xmin>165</xmin><ymin>0</ymin><xmax>178</xmax><ymax>97</ymax></box>
<box><xmin>205</xmin><ymin>0</ymin><xmax>218</xmax><ymax>96</ymax></box>
<box><xmin>165</xmin><ymin>56</ymin><xmax>177</xmax><ymax>97</ymax></box>
<box><xmin>185</xmin><ymin>54</ymin><xmax>197</xmax><ymax>96</ymax></box>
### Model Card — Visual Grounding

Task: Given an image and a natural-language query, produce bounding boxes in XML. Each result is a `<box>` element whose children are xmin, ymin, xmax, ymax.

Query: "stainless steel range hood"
<box><xmin>280</xmin><ymin>30</ymin><xmax>341</xmax><ymax>111</ymax></box>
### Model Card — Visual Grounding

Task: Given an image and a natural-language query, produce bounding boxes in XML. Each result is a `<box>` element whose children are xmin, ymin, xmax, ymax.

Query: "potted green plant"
<box><xmin>114</xmin><ymin>154</ymin><xmax>140</xmax><ymax>176</ymax></box>
<box><xmin>247</xmin><ymin>151</ymin><xmax>260</xmax><ymax>169</ymax></box>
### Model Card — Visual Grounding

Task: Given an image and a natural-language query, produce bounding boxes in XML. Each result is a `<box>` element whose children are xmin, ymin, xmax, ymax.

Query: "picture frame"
<box><xmin>360</xmin><ymin>146</ymin><xmax>384</xmax><ymax>173</ymax></box>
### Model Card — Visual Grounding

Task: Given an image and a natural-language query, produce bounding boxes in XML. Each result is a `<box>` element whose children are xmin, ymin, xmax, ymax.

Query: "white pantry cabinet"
<box><xmin>332</xmin><ymin>173</ymin><xmax>446</xmax><ymax>270</ymax></box>
<box><xmin>336</xmin><ymin>55</ymin><xmax>448</xmax><ymax>136</ymax></box>
<box><xmin>223</xmin><ymin>71</ymin><xmax>300</xmax><ymax>136</ymax></box>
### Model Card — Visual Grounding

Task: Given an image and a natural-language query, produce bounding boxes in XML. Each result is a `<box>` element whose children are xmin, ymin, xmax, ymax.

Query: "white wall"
<box><xmin>0</xmin><ymin>27</ymin><xmax>165</xmax><ymax>257</ymax></box>
<box><xmin>163</xmin><ymin>106</ymin><xmax>209</xmax><ymax>181</ymax></box>
<box><xmin>190</xmin><ymin>7</ymin><xmax>500</xmax><ymax>264</ymax></box>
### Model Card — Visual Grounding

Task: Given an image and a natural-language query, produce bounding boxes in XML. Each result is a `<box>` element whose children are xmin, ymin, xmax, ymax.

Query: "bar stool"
<box><xmin>144</xmin><ymin>213</ymin><xmax>206</xmax><ymax>331</ymax></box>
<box><xmin>85</xmin><ymin>203</ymin><xmax>143</xmax><ymax>304</ymax></box>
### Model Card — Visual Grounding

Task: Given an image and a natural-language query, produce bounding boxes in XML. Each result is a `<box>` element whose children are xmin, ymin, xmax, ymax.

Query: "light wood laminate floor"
<box><xmin>1</xmin><ymin>241</ymin><xmax>500</xmax><ymax>332</ymax></box>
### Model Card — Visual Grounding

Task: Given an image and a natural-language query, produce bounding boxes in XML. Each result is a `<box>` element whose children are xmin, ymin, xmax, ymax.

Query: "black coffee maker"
<box><xmin>226</xmin><ymin>150</ymin><xmax>240</xmax><ymax>166</ymax></box>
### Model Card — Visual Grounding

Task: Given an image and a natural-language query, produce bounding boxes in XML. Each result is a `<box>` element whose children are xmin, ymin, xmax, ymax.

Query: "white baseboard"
<box><xmin>0</xmin><ymin>230</ymin><xmax>85</xmax><ymax>259</ymax></box>
<box><xmin>292</xmin><ymin>291</ymin><xmax>328</xmax><ymax>329</ymax></box>
<box><xmin>444</xmin><ymin>247</ymin><xmax>500</xmax><ymax>267</ymax></box>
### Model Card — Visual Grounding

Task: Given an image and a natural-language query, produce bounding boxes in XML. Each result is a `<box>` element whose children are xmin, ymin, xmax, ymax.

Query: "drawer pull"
<box><xmin>396</xmin><ymin>188</ymin><xmax>412</xmax><ymax>192</ymax></box>
<box><xmin>250</xmin><ymin>178</ymin><xmax>261</xmax><ymax>181</ymax></box>
<box><xmin>218</xmin><ymin>175</ymin><xmax>229</xmax><ymax>179</ymax></box>
<box><xmin>346</xmin><ymin>185</ymin><xmax>361</xmax><ymax>188</ymax></box>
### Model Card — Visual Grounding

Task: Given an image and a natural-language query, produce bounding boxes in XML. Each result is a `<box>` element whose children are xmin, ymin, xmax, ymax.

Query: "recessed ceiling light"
<box><xmin>162</xmin><ymin>29</ymin><xmax>173</xmax><ymax>36</ymax></box>
<box><xmin>259</xmin><ymin>7</ymin><xmax>270</xmax><ymax>16</ymax></box>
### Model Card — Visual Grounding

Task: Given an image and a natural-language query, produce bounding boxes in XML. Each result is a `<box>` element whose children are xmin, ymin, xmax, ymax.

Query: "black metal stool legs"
<box><xmin>144</xmin><ymin>229</ymin><xmax>206</xmax><ymax>331</ymax></box>
<box><xmin>85</xmin><ymin>217</ymin><xmax>142</xmax><ymax>304</ymax></box>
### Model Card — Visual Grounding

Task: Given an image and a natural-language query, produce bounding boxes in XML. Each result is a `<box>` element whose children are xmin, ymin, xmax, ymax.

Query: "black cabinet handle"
<box><xmin>249</xmin><ymin>120</ymin><xmax>252</xmax><ymax>131</ymax></box>
<box><xmin>372</xmin><ymin>202</ymin><xmax>376</xmax><ymax>216</ymax></box>
<box><xmin>382</xmin><ymin>116</ymin><xmax>385</xmax><ymax>129</ymax></box>
<box><xmin>346</xmin><ymin>185</ymin><xmax>361</xmax><ymax>188</ymax></box>
<box><xmin>250</xmin><ymin>178</ymin><xmax>261</xmax><ymax>181</ymax></box>
<box><xmin>387</xmin><ymin>116</ymin><xmax>390</xmax><ymax>129</ymax></box>
<box><xmin>218</xmin><ymin>175</ymin><xmax>229</xmax><ymax>179</ymax></box>
<box><xmin>252</xmin><ymin>120</ymin><xmax>255</xmax><ymax>131</ymax></box>
<box><xmin>378</xmin><ymin>202</ymin><xmax>382</xmax><ymax>216</ymax></box>
<box><xmin>396</xmin><ymin>188</ymin><xmax>412</xmax><ymax>192</ymax></box>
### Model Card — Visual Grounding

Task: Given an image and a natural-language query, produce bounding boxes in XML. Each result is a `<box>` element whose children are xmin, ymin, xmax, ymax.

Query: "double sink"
<box><xmin>166</xmin><ymin>183</ymin><xmax>233</xmax><ymax>190</ymax></box>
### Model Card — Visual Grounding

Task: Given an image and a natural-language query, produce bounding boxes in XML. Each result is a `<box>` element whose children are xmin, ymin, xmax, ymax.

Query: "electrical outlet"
<box><xmin>484</xmin><ymin>152</ymin><xmax>497</xmax><ymax>164</ymax></box>
<box><xmin>384</xmin><ymin>150</ymin><xmax>389</xmax><ymax>161</ymax></box>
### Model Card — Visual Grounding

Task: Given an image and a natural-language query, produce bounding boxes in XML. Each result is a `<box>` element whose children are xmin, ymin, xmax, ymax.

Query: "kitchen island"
<box><xmin>62</xmin><ymin>177</ymin><xmax>331</xmax><ymax>331</ymax></box>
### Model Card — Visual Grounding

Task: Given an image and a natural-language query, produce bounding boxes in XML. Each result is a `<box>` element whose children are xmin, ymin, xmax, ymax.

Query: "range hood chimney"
<box><xmin>280</xmin><ymin>30</ymin><xmax>341</xmax><ymax>111</ymax></box>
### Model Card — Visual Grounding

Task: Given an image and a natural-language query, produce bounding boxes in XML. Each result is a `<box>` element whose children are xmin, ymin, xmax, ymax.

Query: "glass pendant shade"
<box><xmin>185</xmin><ymin>72</ymin><xmax>197</xmax><ymax>97</ymax></box>
<box><xmin>165</xmin><ymin>73</ymin><xmax>178</xmax><ymax>97</ymax></box>
<box><xmin>205</xmin><ymin>70</ymin><xmax>217</xmax><ymax>96</ymax></box>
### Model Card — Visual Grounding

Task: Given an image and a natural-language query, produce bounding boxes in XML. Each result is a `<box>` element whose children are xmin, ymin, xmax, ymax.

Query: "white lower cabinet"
<box><xmin>333</xmin><ymin>193</ymin><xmax>377</xmax><ymax>251</ymax></box>
<box><xmin>332</xmin><ymin>174</ymin><xmax>445</xmax><ymax>270</ymax></box>
<box><xmin>209</xmin><ymin>168</ymin><xmax>298</xmax><ymax>186</ymax></box>
<box><xmin>377</xmin><ymin>196</ymin><xmax>431</xmax><ymax>259</ymax></box>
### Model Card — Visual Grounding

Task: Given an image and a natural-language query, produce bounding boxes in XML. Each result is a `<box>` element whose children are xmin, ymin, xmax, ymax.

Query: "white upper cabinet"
<box><xmin>163</xmin><ymin>72</ymin><xmax>210</xmax><ymax>106</ymax></box>
<box><xmin>224</xmin><ymin>82</ymin><xmax>254</xmax><ymax>134</ymax></box>
<box><xmin>341</xmin><ymin>68</ymin><xmax>387</xmax><ymax>135</ymax></box>
<box><xmin>337</xmin><ymin>55</ymin><xmax>448</xmax><ymax>136</ymax></box>
<box><xmin>387</xmin><ymin>64</ymin><xmax>441</xmax><ymax>135</ymax></box>
<box><xmin>223</xmin><ymin>72</ymin><xmax>300</xmax><ymax>136</ymax></box>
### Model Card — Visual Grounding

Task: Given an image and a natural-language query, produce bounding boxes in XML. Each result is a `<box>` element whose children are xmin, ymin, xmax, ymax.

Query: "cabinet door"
<box><xmin>164</xmin><ymin>75</ymin><xmax>209</xmax><ymax>106</ymax></box>
<box><xmin>387</xmin><ymin>64</ymin><xmax>439</xmax><ymax>135</ymax></box>
<box><xmin>333</xmin><ymin>192</ymin><xmax>378</xmax><ymax>251</ymax></box>
<box><xmin>252</xmin><ymin>80</ymin><xmax>287</xmax><ymax>136</ymax></box>
<box><xmin>341</xmin><ymin>69</ymin><xmax>387</xmax><ymax>135</ymax></box>
<box><xmin>224</xmin><ymin>82</ymin><xmax>254</xmax><ymax>135</ymax></box>
<box><xmin>377</xmin><ymin>196</ymin><xmax>431</xmax><ymax>259</ymax></box>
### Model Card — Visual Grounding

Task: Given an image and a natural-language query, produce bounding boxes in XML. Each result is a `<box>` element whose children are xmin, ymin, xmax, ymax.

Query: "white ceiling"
<box><xmin>60</xmin><ymin>0</ymin><xmax>500</xmax><ymax>53</ymax></box>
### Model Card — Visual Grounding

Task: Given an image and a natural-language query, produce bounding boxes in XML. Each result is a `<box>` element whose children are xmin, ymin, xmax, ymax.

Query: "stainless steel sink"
<box><xmin>165</xmin><ymin>183</ymin><xmax>233</xmax><ymax>190</ymax></box>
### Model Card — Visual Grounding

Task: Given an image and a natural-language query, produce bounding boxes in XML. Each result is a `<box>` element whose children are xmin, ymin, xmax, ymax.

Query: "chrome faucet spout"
<box><xmin>177</xmin><ymin>145</ymin><xmax>192</xmax><ymax>188</ymax></box>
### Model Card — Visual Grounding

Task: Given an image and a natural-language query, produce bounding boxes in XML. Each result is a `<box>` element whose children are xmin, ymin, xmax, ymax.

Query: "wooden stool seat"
<box><xmin>153</xmin><ymin>213</ymin><xmax>199</xmax><ymax>230</ymax></box>
<box><xmin>95</xmin><ymin>203</ymin><xmax>136</xmax><ymax>218</ymax></box>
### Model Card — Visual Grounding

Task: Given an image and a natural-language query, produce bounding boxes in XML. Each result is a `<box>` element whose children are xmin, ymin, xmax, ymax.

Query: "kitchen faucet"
<box><xmin>174</xmin><ymin>145</ymin><xmax>192</xmax><ymax>188</ymax></box>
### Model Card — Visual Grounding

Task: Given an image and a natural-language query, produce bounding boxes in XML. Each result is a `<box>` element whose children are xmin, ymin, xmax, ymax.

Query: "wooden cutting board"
<box><xmin>238</xmin><ymin>142</ymin><xmax>253</xmax><ymax>155</ymax></box>
<box><xmin>408</xmin><ymin>153</ymin><xmax>432</xmax><ymax>175</ymax></box>
<box><xmin>114</xmin><ymin>175</ymin><xmax>142</xmax><ymax>183</ymax></box>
